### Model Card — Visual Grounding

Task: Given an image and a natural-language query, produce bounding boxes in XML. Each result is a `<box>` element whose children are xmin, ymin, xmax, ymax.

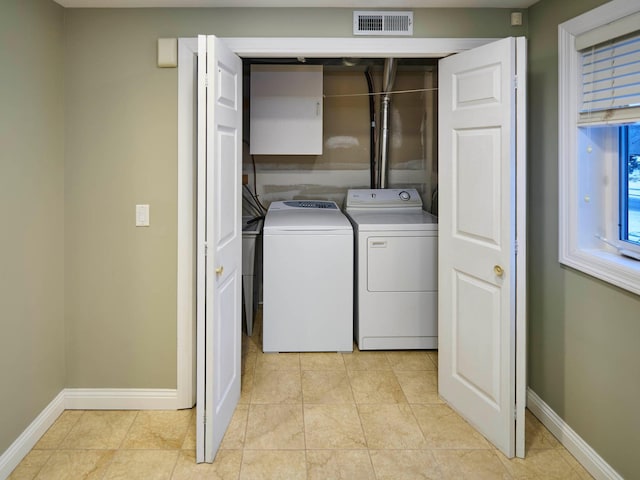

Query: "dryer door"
<box><xmin>367</xmin><ymin>235</ymin><xmax>437</xmax><ymax>293</ymax></box>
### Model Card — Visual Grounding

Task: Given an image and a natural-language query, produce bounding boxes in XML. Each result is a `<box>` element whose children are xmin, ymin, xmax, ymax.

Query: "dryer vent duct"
<box><xmin>353</xmin><ymin>11</ymin><xmax>414</xmax><ymax>36</ymax></box>
<box><xmin>377</xmin><ymin>58</ymin><xmax>397</xmax><ymax>189</ymax></box>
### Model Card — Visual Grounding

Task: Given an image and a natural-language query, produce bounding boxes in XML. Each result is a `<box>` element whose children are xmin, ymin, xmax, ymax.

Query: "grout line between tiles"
<box><xmin>167</xmin><ymin>449</ymin><xmax>180</xmax><ymax>480</ymax></box>
<box><xmin>59</xmin><ymin>410</ymin><xmax>84</xmax><ymax>450</ymax></box>
<box><xmin>26</xmin><ymin>450</ymin><xmax>54</xmax><ymax>480</ymax></box>
<box><xmin>116</xmin><ymin>410</ymin><xmax>139</xmax><ymax>450</ymax></box>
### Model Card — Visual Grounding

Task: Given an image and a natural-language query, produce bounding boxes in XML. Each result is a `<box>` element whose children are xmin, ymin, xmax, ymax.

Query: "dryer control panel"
<box><xmin>345</xmin><ymin>189</ymin><xmax>423</xmax><ymax>210</ymax></box>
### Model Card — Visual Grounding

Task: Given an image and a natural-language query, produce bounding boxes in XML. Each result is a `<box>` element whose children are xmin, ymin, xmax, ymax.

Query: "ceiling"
<box><xmin>53</xmin><ymin>0</ymin><xmax>539</xmax><ymax>8</ymax></box>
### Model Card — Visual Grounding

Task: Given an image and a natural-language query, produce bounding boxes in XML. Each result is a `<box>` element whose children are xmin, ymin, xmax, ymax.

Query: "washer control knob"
<box><xmin>399</xmin><ymin>190</ymin><xmax>411</xmax><ymax>201</ymax></box>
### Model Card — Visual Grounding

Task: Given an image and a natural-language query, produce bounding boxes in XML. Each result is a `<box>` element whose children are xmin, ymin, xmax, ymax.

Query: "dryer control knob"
<box><xmin>399</xmin><ymin>190</ymin><xmax>411</xmax><ymax>201</ymax></box>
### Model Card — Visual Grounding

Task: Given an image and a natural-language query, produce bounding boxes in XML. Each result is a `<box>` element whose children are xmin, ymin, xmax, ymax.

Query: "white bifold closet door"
<box><xmin>195</xmin><ymin>35</ymin><xmax>243</xmax><ymax>464</ymax></box>
<box><xmin>438</xmin><ymin>36</ymin><xmax>527</xmax><ymax>459</ymax></box>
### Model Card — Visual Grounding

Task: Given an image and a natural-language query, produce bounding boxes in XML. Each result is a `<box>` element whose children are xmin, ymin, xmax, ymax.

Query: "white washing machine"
<box><xmin>345</xmin><ymin>189</ymin><xmax>438</xmax><ymax>350</ymax></box>
<box><xmin>263</xmin><ymin>200</ymin><xmax>353</xmax><ymax>353</ymax></box>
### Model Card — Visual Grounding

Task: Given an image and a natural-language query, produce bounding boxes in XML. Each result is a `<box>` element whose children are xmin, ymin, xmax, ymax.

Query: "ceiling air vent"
<box><xmin>353</xmin><ymin>11</ymin><xmax>413</xmax><ymax>36</ymax></box>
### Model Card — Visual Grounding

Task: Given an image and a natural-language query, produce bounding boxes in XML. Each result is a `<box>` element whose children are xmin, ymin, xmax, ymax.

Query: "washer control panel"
<box><xmin>345</xmin><ymin>188</ymin><xmax>423</xmax><ymax>210</ymax></box>
<box><xmin>282</xmin><ymin>200</ymin><xmax>338</xmax><ymax>209</ymax></box>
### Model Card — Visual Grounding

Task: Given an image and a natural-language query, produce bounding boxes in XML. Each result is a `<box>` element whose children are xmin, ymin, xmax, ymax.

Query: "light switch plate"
<box><xmin>136</xmin><ymin>204</ymin><xmax>150</xmax><ymax>227</ymax></box>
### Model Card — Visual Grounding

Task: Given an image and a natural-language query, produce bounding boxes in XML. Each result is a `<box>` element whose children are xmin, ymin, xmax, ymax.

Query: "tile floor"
<box><xmin>9</xmin><ymin>315</ymin><xmax>594</xmax><ymax>480</ymax></box>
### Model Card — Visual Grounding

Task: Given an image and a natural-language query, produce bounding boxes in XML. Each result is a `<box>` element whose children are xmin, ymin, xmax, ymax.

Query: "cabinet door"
<box><xmin>250</xmin><ymin>65</ymin><xmax>323</xmax><ymax>155</ymax></box>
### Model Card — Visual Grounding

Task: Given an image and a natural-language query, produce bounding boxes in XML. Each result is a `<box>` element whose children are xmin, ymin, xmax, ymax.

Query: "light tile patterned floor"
<box><xmin>9</xmin><ymin>314</ymin><xmax>594</xmax><ymax>479</ymax></box>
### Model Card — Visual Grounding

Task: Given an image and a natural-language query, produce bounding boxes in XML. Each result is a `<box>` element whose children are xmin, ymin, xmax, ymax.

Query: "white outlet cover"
<box><xmin>136</xmin><ymin>204</ymin><xmax>150</xmax><ymax>227</ymax></box>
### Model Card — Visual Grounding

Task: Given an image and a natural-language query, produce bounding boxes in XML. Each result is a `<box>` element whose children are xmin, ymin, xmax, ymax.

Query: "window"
<box><xmin>559</xmin><ymin>0</ymin><xmax>640</xmax><ymax>295</ymax></box>
<box><xmin>620</xmin><ymin>125</ymin><xmax>640</xmax><ymax>250</ymax></box>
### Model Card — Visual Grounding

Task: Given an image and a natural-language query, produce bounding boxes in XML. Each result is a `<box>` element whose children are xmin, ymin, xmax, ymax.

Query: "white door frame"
<box><xmin>177</xmin><ymin>37</ymin><xmax>198</xmax><ymax>408</ymax></box>
<box><xmin>175</xmin><ymin>36</ymin><xmax>500</xmax><ymax>408</ymax></box>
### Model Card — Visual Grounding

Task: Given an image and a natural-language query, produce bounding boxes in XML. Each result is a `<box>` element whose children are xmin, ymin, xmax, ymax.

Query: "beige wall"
<box><xmin>528</xmin><ymin>1</ymin><xmax>640</xmax><ymax>478</ymax></box>
<box><xmin>0</xmin><ymin>0</ymin><xmax>65</xmax><ymax>453</ymax></box>
<box><xmin>63</xmin><ymin>6</ymin><xmax>525</xmax><ymax>389</ymax></box>
<box><xmin>6</xmin><ymin>2</ymin><xmax>638</xmax><ymax>477</ymax></box>
<box><xmin>64</xmin><ymin>9</ymin><xmax>179</xmax><ymax>388</ymax></box>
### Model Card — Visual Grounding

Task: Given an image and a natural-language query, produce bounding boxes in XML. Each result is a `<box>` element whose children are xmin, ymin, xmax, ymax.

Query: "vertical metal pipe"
<box><xmin>364</xmin><ymin>69</ymin><xmax>376</xmax><ymax>189</ymax></box>
<box><xmin>378</xmin><ymin>96</ymin><xmax>391</xmax><ymax>188</ymax></box>
<box><xmin>377</xmin><ymin>58</ymin><xmax>397</xmax><ymax>189</ymax></box>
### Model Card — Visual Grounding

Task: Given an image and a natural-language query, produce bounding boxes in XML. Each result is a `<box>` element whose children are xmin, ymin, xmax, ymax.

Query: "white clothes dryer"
<box><xmin>345</xmin><ymin>189</ymin><xmax>438</xmax><ymax>350</ymax></box>
<box><xmin>262</xmin><ymin>200</ymin><xmax>353</xmax><ymax>353</ymax></box>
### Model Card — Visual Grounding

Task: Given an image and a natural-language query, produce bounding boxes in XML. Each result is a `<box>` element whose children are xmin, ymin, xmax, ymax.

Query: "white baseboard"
<box><xmin>0</xmin><ymin>391</ymin><xmax>65</xmax><ymax>480</ymax></box>
<box><xmin>0</xmin><ymin>388</ymin><xmax>184</xmax><ymax>478</ymax></box>
<box><xmin>527</xmin><ymin>388</ymin><xmax>623</xmax><ymax>480</ymax></box>
<box><xmin>64</xmin><ymin>388</ymin><xmax>180</xmax><ymax>410</ymax></box>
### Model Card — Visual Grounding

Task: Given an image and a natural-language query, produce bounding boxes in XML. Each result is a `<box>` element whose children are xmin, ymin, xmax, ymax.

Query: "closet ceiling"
<box><xmin>54</xmin><ymin>0</ymin><xmax>538</xmax><ymax>8</ymax></box>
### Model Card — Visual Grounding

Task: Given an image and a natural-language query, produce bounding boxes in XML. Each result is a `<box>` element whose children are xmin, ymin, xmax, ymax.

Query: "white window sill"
<box><xmin>561</xmin><ymin>248</ymin><xmax>640</xmax><ymax>296</ymax></box>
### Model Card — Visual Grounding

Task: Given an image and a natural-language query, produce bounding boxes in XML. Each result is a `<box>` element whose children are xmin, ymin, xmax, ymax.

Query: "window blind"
<box><xmin>575</xmin><ymin>11</ymin><xmax>640</xmax><ymax>51</ymax></box>
<box><xmin>580</xmin><ymin>32</ymin><xmax>640</xmax><ymax>115</ymax></box>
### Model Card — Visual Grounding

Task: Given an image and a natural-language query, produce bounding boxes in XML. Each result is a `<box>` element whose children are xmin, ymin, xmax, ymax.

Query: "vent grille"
<box><xmin>353</xmin><ymin>11</ymin><xmax>413</xmax><ymax>36</ymax></box>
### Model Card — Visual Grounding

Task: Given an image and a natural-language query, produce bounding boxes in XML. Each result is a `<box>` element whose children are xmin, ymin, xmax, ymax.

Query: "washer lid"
<box><xmin>346</xmin><ymin>210</ymin><xmax>438</xmax><ymax>232</ymax></box>
<box><xmin>264</xmin><ymin>207</ymin><xmax>353</xmax><ymax>235</ymax></box>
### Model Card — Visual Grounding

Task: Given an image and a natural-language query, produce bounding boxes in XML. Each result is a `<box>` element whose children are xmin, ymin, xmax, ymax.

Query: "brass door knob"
<box><xmin>215</xmin><ymin>266</ymin><xmax>224</xmax><ymax>275</ymax></box>
<box><xmin>494</xmin><ymin>265</ymin><xmax>504</xmax><ymax>277</ymax></box>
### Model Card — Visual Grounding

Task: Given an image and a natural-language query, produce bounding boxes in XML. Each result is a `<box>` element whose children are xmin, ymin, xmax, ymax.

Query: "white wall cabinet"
<box><xmin>250</xmin><ymin>65</ymin><xmax>323</xmax><ymax>155</ymax></box>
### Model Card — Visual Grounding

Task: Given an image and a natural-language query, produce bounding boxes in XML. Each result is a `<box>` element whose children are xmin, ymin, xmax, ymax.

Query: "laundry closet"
<box><xmin>196</xmin><ymin>34</ymin><xmax>526</xmax><ymax>462</ymax></box>
<box><xmin>240</xmin><ymin>57</ymin><xmax>440</xmax><ymax>352</ymax></box>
